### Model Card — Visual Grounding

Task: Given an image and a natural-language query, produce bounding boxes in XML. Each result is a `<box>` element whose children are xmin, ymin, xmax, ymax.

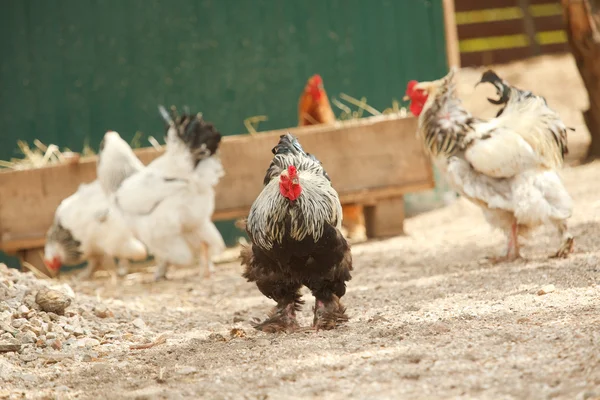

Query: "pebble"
<box><xmin>11</xmin><ymin>318</ymin><xmax>28</xmax><ymax>329</ymax></box>
<box><xmin>76</xmin><ymin>338</ymin><xmax>100</xmax><ymax>348</ymax></box>
<box><xmin>254</xmin><ymin>338</ymin><xmax>270</xmax><ymax>347</ymax></box>
<box><xmin>20</xmin><ymin>353</ymin><xmax>38</xmax><ymax>363</ymax></box>
<box><xmin>132</xmin><ymin>318</ymin><xmax>146</xmax><ymax>330</ymax></box>
<box><xmin>18</xmin><ymin>331</ymin><xmax>37</xmax><ymax>344</ymax></box>
<box><xmin>18</xmin><ymin>305</ymin><xmax>30</xmax><ymax>315</ymax></box>
<box><xmin>537</xmin><ymin>284</ymin><xmax>556</xmax><ymax>296</ymax></box>
<box><xmin>94</xmin><ymin>305</ymin><xmax>111</xmax><ymax>319</ymax></box>
<box><xmin>175</xmin><ymin>366</ymin><xmax>198</xmax><ymax>375</ymax></box>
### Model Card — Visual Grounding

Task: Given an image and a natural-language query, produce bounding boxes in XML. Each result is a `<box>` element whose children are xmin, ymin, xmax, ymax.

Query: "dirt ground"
<box><xmin>2</xmin><ymin>54</ymin><xmax>600</xmax><ymax>400</ymax></box>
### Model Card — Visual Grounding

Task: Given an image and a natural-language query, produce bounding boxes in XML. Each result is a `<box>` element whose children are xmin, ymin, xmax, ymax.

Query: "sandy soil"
<box><xmin>3</xmin><ymin>163</ymin><xmax>600</xmax><ymax>400</ymax></box>
<box><xmin>2</xmin><ymin>54</ymin><xmax>599</xmax><ymax>400</ymax></box>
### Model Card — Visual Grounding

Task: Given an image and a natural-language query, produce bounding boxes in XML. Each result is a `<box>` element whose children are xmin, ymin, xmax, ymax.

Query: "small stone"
<box><xmin>254</xmin><ymin>338</ymin><xmax>270</xmax><ymax>347</ymax></box>
<box><xmin>230</xmin><ymin>328</ymin><xmax>246</xmax><ymax>338</ymax></box>
<box><xmin>72</xmin><ymin>327</ymin><xmax>85</xmax><ymax>337</ymax></box>
<box><xmin>18</xmin><ymin>331</ymin><xmax>37</xmax><ymax>344</ymax></box>
<box><xmin>11</xmin><ymin>318</ymin><xmax>28</xmax><ymax>329</ymax></box>
<box><xmin>0</xmin><ymin>343</ymin><xmax>21</xmax><ymax>352</ymax></box>
<box><xmin>46</xmin><ymin>332</ymin><xmax>57</xmax><ymax>340</ymax></box>
<box><xmin>175</xmin><ymin>366</ymin><xmax>197</xmax><ymax>375</ymax></box>
<box><xmin>51</xmin><ymin>339</ymin><xmax>62</xmax><ymax>350</ymax></box>
<box><xmin>76</xmin><ymin>338</ymin><xmax>100</xmax><ymax>348</ymax></box>
<box><xmin>18</xmin><ymin>305</ymin><xmax>29</xmax><ymax>315</ymax></box>
<box><xmin>132</xmin><ymin>318</ymin><xmax>146</xmax><ymax>330</ymax></box>
<box><xmin>19</xmin><ymin>373</ymin><xmax>38</xmax><ymax>383</ymax></box>
<box><xmin>208</xmin><ymin>333</ymin><xmax>227</xmax><ymax>342</ymax></box>
<box><xmin>537</xmin><ymin>284</ymin><xmax>556</xmax><ymax>296</ymax></box>
<box><xmin>35</xmin><ymin>288</ymin><xmax>71</xmax><ymax>315</ymax></box>
<box><xmin>20</xmin><ymin>352</ymin><xmax>38</xmax><ymax>363</ymax></box>
<box><xmin>93</xmin><ymin>305</ymin><xmax>112</xmax><ymax>319</ymax></box>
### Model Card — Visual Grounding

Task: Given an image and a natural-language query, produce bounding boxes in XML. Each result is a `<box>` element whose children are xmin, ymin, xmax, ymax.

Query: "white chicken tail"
<box><xmin>97</xmin><ymin>131</ymin><xmax>145</xmax><ymax>194</ymax></box>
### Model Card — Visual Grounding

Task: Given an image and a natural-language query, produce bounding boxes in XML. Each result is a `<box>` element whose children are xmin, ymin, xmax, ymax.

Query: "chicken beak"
<box><xmin>403</xmin><ymin>95</ymin><xmax>410</xmax><ymax>101</ymax></box>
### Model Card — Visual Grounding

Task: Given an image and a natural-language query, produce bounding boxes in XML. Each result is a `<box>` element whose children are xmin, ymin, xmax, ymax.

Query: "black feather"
<box><xmin>160</xmin><ymin>105</ymin><xmax>222</xmax><ymax>167</ymax></box>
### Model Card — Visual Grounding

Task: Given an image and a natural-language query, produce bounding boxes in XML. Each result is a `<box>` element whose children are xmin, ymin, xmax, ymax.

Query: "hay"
<box><xmin>0</xmin><ymin>135</ymin><xmax>165</xmax><ymax>171</ymax></box>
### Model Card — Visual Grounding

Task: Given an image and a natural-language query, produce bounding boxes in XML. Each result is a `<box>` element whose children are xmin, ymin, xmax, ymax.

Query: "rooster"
<box><xmin>43</xmin><ymin>180</ymin><xmax>148</xmax><ymax>279</ymax></box>
<box><xmin>298</xmin><ymin>74</ymin><xmax>367</xmax><ymax>243</ymax></box>
<box><xmin>97</xmin><ymin>108</ymin><xmax>226</xmax><ymax>281</ymax></box>
<box><xmin>241</xmin><ymin>133</ymin><xmax>353</xmax><ymax>332</ymax></box>
<box><xmin>404</xmin><ymin>69</ymin><xmax>573</xmax><ymax>261</ymax></box>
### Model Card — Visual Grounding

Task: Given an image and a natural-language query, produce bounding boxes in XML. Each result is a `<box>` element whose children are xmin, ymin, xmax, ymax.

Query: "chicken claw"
<box><xmin>552</xmin><ymin>236</ymin><xmax>574</xmax><ymax>259</ymax></box>
<box><xmin>252</xmin><ymin>303</ymin><xmax>300</xmax><ymax>333</ymax></box>
<box><xmin>313</xmin><ymin>295</ymin><xmax>349</xmax><ymax>331</ymax></box>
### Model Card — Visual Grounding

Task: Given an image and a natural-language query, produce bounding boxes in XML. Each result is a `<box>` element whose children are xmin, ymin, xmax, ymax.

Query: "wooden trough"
<box><xmin>0</xmin><ymin>114</ymin><xmax>434</xmax><ymax>273</ymax></box>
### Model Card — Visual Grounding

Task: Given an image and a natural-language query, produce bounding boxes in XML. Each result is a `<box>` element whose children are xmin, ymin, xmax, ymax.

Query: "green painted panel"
<box><xmin>0</xmin><ymin>0</ymin><xmax>447</xmax><ymax>267</ymax></box>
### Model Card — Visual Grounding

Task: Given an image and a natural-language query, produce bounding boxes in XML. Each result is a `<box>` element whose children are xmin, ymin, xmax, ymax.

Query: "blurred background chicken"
<box><xmin>43</xmin><ymin>180</ymin><xmax>148</xmax><ymax>279</ymax></box>
<box><xmin>241</xmin><ymin>133</ymin><xmax>352</xmax><ymax>332</ymax></box>
<box><xmin>298</xmin><ymin>74</ymin><xmax>367</xmax><ymax>243</ymax></box>
<box><xmin>405</xmin><ymin>69</ymin><xmax>573</xmax><ymax>261</ymax></box>
<box><xmin>97</xmin><ymin>108</ymin><xmax>226</xmax><ymax>281</ymax></box>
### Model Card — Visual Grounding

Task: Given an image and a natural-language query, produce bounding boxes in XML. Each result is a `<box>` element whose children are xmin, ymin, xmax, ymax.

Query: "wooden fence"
<box><xmin>454</xmin><ymin>0</ymin><xmax>569</xmax><ymax>66</ymax></box>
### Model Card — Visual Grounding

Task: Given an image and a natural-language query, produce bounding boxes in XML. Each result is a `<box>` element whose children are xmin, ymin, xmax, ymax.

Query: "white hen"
<box><xmin>98</xmin><ymin>107</ymin><xmax>226</xmax><ymax>280</ymax></box>
<box><xmin>43</xmin><ymin>180</ymin><xmax>148</xmax><ymax>278</ymax></box>
<box><xmin>404</xmin><ymin>68</ymin><xmax>573</xmax><ymax>261</ymax></box>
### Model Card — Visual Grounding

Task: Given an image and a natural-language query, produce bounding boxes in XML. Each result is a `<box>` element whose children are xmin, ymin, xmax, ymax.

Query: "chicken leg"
<box><xmin>252</xmin><ymin>280</ymin><xmax>303</xmax><ymax>333</ymax></box>
<box><xmin>552</xmin><ymin>220</ymin><xmax>574</xmax><ymax>258</ymax></box>
<box><xmin>487</xmin><ymin>221</ymin><xmax>521</xmax><ymax>264</ymax></box>
<box><xmin>78</xmin><ymin>256</ymin><xmax>103</xmax><ymax>280</ymax></box>
<box><xmin>153</xmin><ymin>260</ymin><xmax>169</xmax><ymax>281</ymax></box>
<box><xmin>116</xmin><ymin>258</ymin><xmax>130</xmax><ymax>277</ymax></box>
<box><xmin>305</xmin><ymin>279</ymin><xmax>349</xmax><ymax>330</ymax></box>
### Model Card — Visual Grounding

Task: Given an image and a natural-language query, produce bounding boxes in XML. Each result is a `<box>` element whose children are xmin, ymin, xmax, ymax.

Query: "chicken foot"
<box><xmin>199</xmin><ymin>242</ymin><xmax>215</xmax><ymax>279</ymax></box>
<box><xmin>252</xmin><ymin>300</ymin><xmax>304</xmax><ymax>333</ymax></box>
<box><xmin>487</xmin><ymin>221</ymin><xmax>521</xmax><ymax>264</ymax></box>
<box><xmin>313</xmin><ymin>294</ymin><xmax>348</xmax><ymax>331</ymax></box>
<box><xmin>551</xmin><ymin>220</ymin><xmax>574</xmax><ymax>258</ymax></box>
<box><xmin>153</xmin><ymin>260</ymin><xmax>169</xmax><ymax>281</ymax></box>
<box><xmin>78</xmin><ymin>256</ymin><xmax>103</xmax><ymax>280</ymax></box>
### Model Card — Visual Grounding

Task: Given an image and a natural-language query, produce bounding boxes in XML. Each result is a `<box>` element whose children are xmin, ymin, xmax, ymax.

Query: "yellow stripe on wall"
<box><xmin>536</xmin><ymin>30</ymin><xmax>567</xmax><ymax>45</ymax></box>
<box><xmin>456</xmin><ymin>3</ymin><xmax>563</xmax><ymax>25</ymax></box>
<box><xmin>459</xmin><ymin>30</ymin><xmax>567</xmax><ymax>53</ymax></box>
<box><xmin>459</xmin><ymin>34</ymin><xmax>529</xmax><ymax>53</ymax></box>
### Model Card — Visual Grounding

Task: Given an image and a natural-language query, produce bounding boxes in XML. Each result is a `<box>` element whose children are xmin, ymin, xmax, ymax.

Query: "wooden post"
<box><xmin>562</xmin><ymin>0</ymin><xmax>600</xmax><ymax>160</ymax></box>
<box><xmin>442</xmin><ymin>0</ymin><xmax>461</xmax><ymax>68</ymax></box>
<box><xmin>364</xmin><ymin>196</ymin><xmax>405</xmax><ymax>238</ymax></box>
<box><xmin>519</xmin><ymin>0</ymin><xmax>542</xmax><ymax>56</ymax></box>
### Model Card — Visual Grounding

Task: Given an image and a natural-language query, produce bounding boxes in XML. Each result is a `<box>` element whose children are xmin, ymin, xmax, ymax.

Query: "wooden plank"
<box><xmin>455</xmin><ymin>0</ymin><xmax>520</xmax><ymax>12</ymax></box>
<box><xmin>364</xmin><ymin>196</ymin><xmax>406</xmax><ymax>238</ymax></box>
<box><xmin>443</xmin><ymin>0</ymin><xmax>462</xmax><ymax>68</ymax></box>
<box><xmin>0</xmin><ymin>115</ymin><xmax>434</xmax><ymax>253</ymax></box>
<box><xmin>533</xmin><ymin>15</ymin><xmax>567</xmax><ymax>32</ymax></box>
<box><xmin>460</xmin><ymin>43</ymin><xmax>568</xmax><ymax>66</ymax></box>
<box><xmin>458</xmin><ymin>19</ymin><xmax>525</xmax><ymax>39</ymax></box>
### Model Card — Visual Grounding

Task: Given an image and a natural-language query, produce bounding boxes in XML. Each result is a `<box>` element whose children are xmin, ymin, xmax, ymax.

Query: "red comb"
<box><xmin>310</xmin><ymin>74</ymin><xmax>323</xmax><ymax>86</ymax></box>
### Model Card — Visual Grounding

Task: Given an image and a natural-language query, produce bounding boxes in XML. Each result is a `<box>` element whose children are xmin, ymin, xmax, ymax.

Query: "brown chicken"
<box><xmin>298</xmin><ymin>74</ymin><xmax>367</xmax><ymax>242</ymax></box>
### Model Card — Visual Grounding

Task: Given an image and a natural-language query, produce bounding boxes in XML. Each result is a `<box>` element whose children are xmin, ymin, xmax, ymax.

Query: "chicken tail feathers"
<box><xmin>161</xmin><ymin>105</ymin><xmax>222</xmax><ymax>167</ymax></box>
<box><xmin>476</xmin><ymin>70</ymin><xmax>511</xmax><ymax>105</ymax></box>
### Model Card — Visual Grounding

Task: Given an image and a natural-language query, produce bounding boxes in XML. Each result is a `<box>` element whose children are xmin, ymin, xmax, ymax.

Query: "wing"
<box><xmin>463</xmin><ymin>122</ymin><xmax>541</xmax><ymax>179</ymax></box>
<box><xmin>113</xmin><ymin>170</ymin><xmax>188</xmax><ymax>216</ymax></box>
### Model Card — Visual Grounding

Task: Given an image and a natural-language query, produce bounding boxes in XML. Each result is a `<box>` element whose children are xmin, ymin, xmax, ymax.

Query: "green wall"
<box><xmin>0</xmin><ymin>0</ymin><xmax>448</xmax><ymax>267</ymax></box>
